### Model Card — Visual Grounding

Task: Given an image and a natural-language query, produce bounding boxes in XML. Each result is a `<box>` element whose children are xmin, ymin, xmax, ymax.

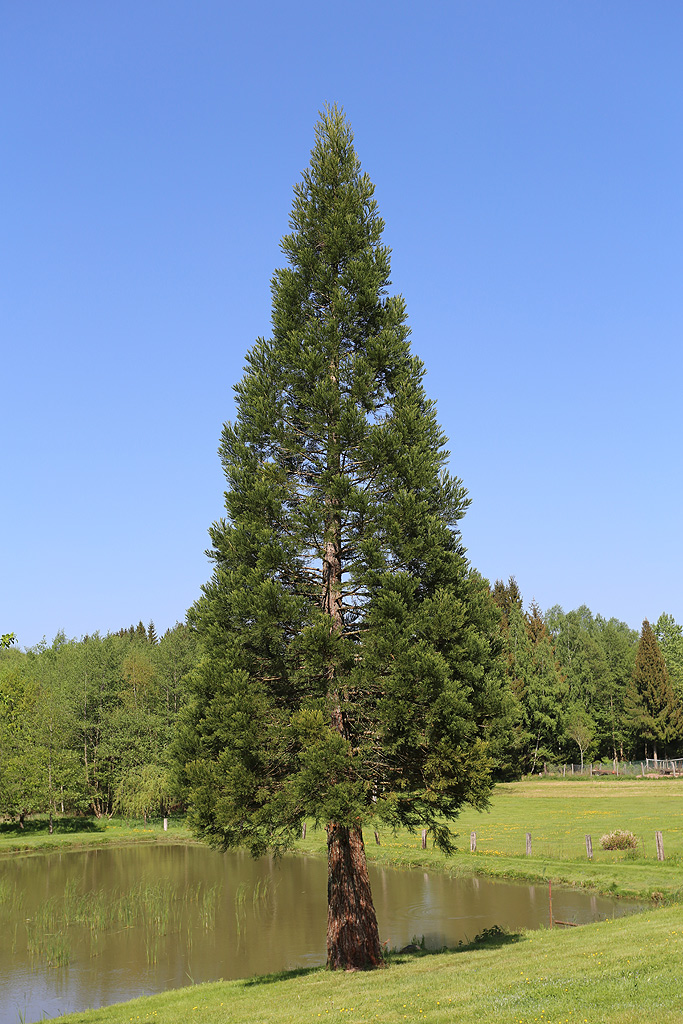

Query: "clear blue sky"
<box><xmin>2</xmin><ymin>1</ymin><xmax>681</xmax><ymax>648</ymax></box>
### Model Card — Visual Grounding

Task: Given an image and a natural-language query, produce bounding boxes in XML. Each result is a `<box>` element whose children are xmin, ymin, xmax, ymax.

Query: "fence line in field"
<box><xmin>466</xmin><ymin>829</ymin><xmax>668</xmax><ymax>860</ymax></box>
<box><xmin>540</xmin><ymin>758</ymin><xmax>683</xmax><ymax>778</ymax></box>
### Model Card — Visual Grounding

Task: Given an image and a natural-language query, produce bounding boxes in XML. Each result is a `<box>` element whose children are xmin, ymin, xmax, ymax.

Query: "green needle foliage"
<box><xmin>624</xmin><ymin>619</ymin><xmax>683</xmax><ymax>760</ymax></box>
<box><xmin>178</xmin><ymin>106</ymin><xmax>506</xmax><ymax>967</ymax></box>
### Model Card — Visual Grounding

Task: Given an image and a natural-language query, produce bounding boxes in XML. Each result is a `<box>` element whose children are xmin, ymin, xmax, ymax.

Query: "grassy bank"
<box><xmin>0</xmin><ymin>814</ymin><xmax>195</xmax><ymax>855</ymax></box>
<box><xmin>57</xmin><ymin>903</ymin><xmax>683</xmax><ymax>1024</ymax></box>
<box><xmin>294</xmin><ymin>778</ymin><xmax>683</xmax><ymax>900</ymax></box>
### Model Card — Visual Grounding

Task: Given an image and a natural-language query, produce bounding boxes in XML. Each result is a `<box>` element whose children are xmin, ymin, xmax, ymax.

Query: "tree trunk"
<box><xmin>321</xmin><ymin>346</ymin><xmax>382</xmax><ymax>970</ymax></box>
<box><xmin>327</xmin><ymin>823</ymin><xmax>383</xmax><ymax>970</ymax></box>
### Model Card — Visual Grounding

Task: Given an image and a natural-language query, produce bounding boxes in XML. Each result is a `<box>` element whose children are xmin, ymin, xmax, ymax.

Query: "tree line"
<box><xmin>490</xmin><ymin>577</ymin><xmax>683</xmax><ymax>772</ymax></box>
<box><xmin>2</xmin><ymin>593</ymin><xmax>681</xmax><ymax>827</ymax></box>
<box><xmin>0</xmin><ymin>622</ymin><xmax>196</xmax><ymax>829</ymax></box>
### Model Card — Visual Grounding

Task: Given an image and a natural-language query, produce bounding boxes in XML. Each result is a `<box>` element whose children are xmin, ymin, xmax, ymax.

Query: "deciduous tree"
<box><xmin>564</xmin><ymin>705</ymin><xmax>595</xmax><ymax>769</ymax></box>
<box><xmin>653</xmin><ymin>613</ymin><xmax>683</xmax><ymax>701</ymax></box>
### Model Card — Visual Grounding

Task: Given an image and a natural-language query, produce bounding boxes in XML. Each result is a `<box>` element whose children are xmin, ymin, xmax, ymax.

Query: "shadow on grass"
<box><xmin>387</xmin><ymin>925</ymin><xmax>523</xmax><ymax>965</ymax></box>
<box><xmin>0</xmin><ymin>816</ymin><xmax>104</xmax><ymax>836</ymax></box>
<box><xmin>240</xmin><ymin>928</ymin><xmax>524</xmax><ymax>984</ymax></box>
<box><xmin>241</xmin><ymin>966</ymin><xmax>322</xmax><ymax>987</ymax></box>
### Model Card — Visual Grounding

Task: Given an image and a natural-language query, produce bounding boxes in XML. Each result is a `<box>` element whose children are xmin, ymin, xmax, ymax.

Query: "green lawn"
<box><xmin>0</xmin><ymin>814</ymin><xmax>195</xmax><ymax>854</ymax></box>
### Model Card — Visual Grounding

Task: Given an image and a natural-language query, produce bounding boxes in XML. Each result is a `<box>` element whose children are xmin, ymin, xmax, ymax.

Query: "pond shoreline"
<box><xmin>0</xmin><ymin>839</ymin><xmax>649</xmax><ymax>1024</ymax></box>
<box><xmin>1</xmin><ymin>817</ymin><xmax>679</xmax><ymax>904</ymax></box>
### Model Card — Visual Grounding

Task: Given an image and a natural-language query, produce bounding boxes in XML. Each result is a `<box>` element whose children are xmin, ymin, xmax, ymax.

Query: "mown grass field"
<box><xmin>5</xmin><ymin>778</ymin><xmax>683</xmax><ymax>1023</ymax></box>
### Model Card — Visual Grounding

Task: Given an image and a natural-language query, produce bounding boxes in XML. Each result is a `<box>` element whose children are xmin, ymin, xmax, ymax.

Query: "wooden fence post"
<box><xmin>302</xmin><ymin>822</ymin><xmax>306</xmax><ymax>840</ymax></box>
<box><xmin>470</xmin><ymin>831</ymin><xmax>477</xmax><ymax>852</ymax></box>
<box><xmin>655</xmin><ymin>831</ymin><xmax>665</xmax><ymax>861</ymax></box>
<box><xmin>526</xmin><ymin>832</ymin><xmax>532</xmax><ymax>857</ymax></box>
<box><xmin>585</xmin><ymin>835</ymin><xmax>593</xmax><ymax>860</ymax></box>
<box><xmin>421</xmin><ymin>829</ymin><xmax>427</xmax><ymax>849</ymax></box>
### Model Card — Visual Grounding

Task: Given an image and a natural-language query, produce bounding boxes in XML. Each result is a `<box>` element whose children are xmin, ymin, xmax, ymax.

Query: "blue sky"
<box><xmin>2</xmin><ymin>1</ymin><xmax>681</xmax><ymax>648</ymax></box>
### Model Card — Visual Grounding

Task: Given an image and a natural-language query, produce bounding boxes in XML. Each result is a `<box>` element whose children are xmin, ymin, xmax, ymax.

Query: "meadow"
<box><xmin>344</xmin><ymin>778</ymin><xmax>683</xmax><ymax>901</ymax></box>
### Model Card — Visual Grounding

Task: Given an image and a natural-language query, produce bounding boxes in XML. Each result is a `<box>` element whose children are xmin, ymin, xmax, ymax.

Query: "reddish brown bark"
<box><xmin>326</xmin><ymin>823</ymin><xmax>383</xmax><ymax>970</ymax></box>
<box><xmin>321</xmin><ymin>352</ymin><xmax>382</xmax><ymax>969</ymax></box>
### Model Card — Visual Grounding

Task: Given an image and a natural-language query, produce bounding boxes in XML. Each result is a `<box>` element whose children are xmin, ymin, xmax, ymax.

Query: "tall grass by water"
<box><xmin>0</xmin><ymin>876</ymin><xmax>262</xmax><ymax>968</ymax></box>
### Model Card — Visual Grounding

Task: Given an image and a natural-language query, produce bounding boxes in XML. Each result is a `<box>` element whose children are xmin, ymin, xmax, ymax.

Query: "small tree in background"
<box><xmin>491</xmin><ymin>576</ymin><xmax>523</xmax><ymax>631</ymax></box>
<box><xmin>177</xmin><ymin>107</ymin><xmax>504</xmax><ymax>970</ymax></box>
<box><xmin>564</xmin><ymin>706</ymin><xmax>595</xmax><ymax>769</ymax></box>
<box><xmin>115</xmin><ymin>764</ymin><xmax>173</xmax><ymax>823</ymax></box>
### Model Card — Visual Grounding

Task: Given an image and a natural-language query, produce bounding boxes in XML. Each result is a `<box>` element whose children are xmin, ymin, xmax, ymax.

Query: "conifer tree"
<box><xmin>624</xmin><ymin>619</ymin><xmax>683</xmax><ymax>761</ymax></box>
<box><xmin>491</xmin><ymin>576</ymin><xmax>523</xmax><ymax>630</ymax></box>
<box><xmin>178</xmin><ymin>107</ymin><xmax>503</xmax><ymax>970</ymax></box>
<box><xmin>506</xmin><ymin>601</ymin><xmax>566</xmax><ymax>771</ymax></box>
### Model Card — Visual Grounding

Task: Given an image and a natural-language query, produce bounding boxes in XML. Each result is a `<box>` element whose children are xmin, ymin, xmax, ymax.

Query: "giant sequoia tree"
<box><xmin>180</xmin><ymin>108</ymin><xmax>502</xmax><ymax>969</ymax></box>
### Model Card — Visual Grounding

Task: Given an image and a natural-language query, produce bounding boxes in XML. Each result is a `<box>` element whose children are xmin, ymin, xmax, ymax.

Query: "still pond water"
<box><xmin>1</xmin><ymin>844</ymin><xmax>643</xmax><ymax>1024</ymax></box>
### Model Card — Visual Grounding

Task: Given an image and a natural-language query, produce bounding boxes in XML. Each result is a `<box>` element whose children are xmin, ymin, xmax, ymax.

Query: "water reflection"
<box><xmin>0</xmin><ymin>844</ymin><xmax>644</xmax><ymax>1024</ymax></box>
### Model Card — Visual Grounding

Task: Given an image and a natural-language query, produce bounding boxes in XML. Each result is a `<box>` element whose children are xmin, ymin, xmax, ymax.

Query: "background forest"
<box><xmin>2</xmin><ymin>585</ymin><xmax>682</xmax><ymax>827</ymax></box>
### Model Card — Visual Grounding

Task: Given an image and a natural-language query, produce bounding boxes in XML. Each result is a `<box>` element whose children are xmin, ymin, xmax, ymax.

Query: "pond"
<box><xmin>0</xmin><ymin>844</ymin><xmax>644</xmax><ymax>1024</ymax></box>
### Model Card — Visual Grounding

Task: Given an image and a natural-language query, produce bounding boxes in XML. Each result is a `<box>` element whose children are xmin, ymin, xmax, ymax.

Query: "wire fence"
<box><xmin>540</xmin><ymin>758</ymin><xmax>683</xmax><ymax>777</ymax></box>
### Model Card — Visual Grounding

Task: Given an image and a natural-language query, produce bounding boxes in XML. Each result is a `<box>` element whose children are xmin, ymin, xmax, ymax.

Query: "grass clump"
<box><xmin>600</xmin><ymin>829</ymin><xmax>638</xmax><ymax>851</ymax></box>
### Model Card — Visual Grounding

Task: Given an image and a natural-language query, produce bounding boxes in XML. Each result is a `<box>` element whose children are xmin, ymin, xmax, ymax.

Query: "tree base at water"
<box><xmin>326</xmin><ymin>824</ymin><xmax>383</xmax><ymax>970</ymax></box>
